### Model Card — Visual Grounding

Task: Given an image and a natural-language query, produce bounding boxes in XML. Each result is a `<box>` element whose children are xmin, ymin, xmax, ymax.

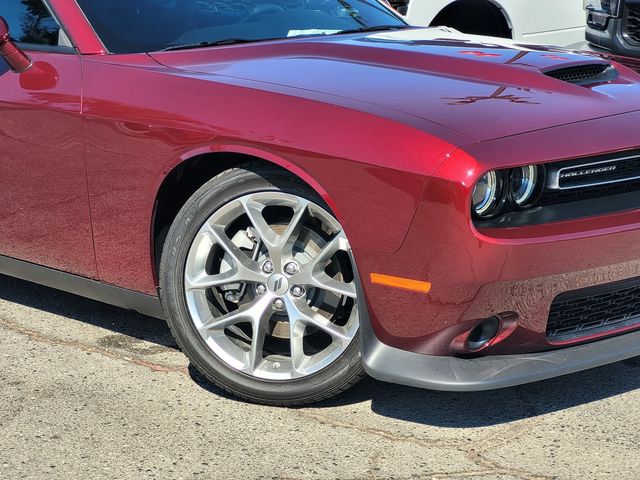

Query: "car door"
<box><xmin>528</xmin><ymin>0</ymin><xmax>586</xmax><ymax>46</ymax></box>
<box><xmin>0</xmin><ymin>0</ymin><xmax>96</xmax><ymax>277</ymax></box>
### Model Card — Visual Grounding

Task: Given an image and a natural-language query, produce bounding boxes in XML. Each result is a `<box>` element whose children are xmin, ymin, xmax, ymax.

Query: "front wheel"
<box><xmin>159</xmin><ymin>165</ymin><xmax>365</xmax><ymax>405</ymax></box>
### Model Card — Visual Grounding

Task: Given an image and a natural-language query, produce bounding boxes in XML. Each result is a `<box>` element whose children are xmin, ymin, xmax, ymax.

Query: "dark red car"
<box><xmin>2</xmin><ymin>0</ymin><xmax>640</xmax><ymax>406</ymax></box>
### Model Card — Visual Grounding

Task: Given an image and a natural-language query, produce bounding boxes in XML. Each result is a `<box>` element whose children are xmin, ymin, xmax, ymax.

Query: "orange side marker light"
<box><xmin>370</xmin><ymin>273</ymin><xmax>431</xmax><ymax>294</ymax></box>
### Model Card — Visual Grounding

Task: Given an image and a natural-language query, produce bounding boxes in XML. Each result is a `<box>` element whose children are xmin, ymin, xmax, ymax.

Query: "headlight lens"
<box><xmin>584</xmin><ymin>0</ymin><xmax>620</xmax><ymax>16</ymax></box>
<box><xmin>472</xmin><ymin>171</ymin><xmax>501</xmax><ymax>217</ymax></box>
<box><xmin>511</xmin><ymin>165</ymin><xmax>539</xmax><ymax>206</ymax></box>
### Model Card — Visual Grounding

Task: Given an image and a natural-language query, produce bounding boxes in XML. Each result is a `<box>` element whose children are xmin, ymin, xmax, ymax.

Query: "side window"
<box><xmin>2</xmin><ymin>0</ymin><xmax>61</xmax><ymax>46</ymax></box>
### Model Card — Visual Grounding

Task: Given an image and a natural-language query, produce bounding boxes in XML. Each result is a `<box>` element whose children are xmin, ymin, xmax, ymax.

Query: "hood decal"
<box><xmin>150</xmin><ymin>27</ymin><xmax>640</xmax><ymax>142</ymax></box>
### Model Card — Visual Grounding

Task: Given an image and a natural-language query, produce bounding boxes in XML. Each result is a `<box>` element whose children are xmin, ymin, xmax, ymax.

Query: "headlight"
<box><xmin>472</xmin><ymin>171</ymin><xmax>502</xmax><ymax>217</ymax></box>
<box><xmin>511</xmin><ymin>165</ymin><xmax>540</xmax><ymax>206</ymax></box>
<box><xmin>584</xmin><ymin>0</ymin><xmax>620</xmax><ymax>16</ymax></box>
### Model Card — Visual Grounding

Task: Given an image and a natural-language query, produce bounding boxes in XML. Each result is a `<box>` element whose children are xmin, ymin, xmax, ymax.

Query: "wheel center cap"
<box><xmin>267</xmin><ymin>274</ymin><xmax>289</xmax><ymax>295</ymax></box>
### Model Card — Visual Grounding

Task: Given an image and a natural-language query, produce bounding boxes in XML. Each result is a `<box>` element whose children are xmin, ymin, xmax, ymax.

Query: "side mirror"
<box><xmin>0</xmin><ymin>16</ymin><xmax>32</xmax><ymax>73</ymax></box>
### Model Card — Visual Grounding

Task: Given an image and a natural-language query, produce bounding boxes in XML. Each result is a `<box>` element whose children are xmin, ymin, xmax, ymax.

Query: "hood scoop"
<box><xmin>543</xmin><ymin>63</ymin><xmax>618</xmax><ymax>86</ymax></box>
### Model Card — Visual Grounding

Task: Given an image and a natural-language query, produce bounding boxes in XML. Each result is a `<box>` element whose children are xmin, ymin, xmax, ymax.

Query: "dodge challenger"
<box><xmin>1</xmin><ymin>0</ymin><xmax>640</xmax><ymax>406</ymax></box>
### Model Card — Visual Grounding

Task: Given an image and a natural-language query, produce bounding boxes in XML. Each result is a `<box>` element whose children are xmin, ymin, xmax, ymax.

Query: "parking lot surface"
<box><xmin>0</xmin><ymin>274</ymin><xmax>638</xmax><ymax>480</ymax></box>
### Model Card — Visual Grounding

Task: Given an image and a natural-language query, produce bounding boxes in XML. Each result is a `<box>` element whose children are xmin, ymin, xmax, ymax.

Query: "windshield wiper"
<box><xmin>159</xmin><ymin>25</ymin><xmax>411</xmax><ymax>52</ymax></box>
<box><xmin>160</xmin><ymin>38</ymin><xmax>271</xmax><ymax>52</ymax></box>
<box><xmin>335</xmin><ymin>25</ymin><xmax>412</xmax><ymax>35</ymax></box>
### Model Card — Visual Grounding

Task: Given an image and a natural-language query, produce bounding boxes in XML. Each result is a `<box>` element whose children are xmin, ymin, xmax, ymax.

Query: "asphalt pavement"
<box><xmin>0</xmin><ymin>273</ymin><xmax>638</xmax><ymax>480</ymax></box>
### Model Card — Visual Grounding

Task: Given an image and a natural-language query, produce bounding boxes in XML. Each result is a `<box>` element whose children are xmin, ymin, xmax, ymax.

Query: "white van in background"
<box><xmin>390</xmin><ymin>0</ymin><xmax>586</xmax><ymax>47</ymax></box>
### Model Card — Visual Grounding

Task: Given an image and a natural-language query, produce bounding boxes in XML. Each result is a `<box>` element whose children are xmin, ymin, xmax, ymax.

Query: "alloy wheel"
<box><xmin>184</xmin><ymin>192</ymin><xmax>359</xmax><ymax>380</ymax></box>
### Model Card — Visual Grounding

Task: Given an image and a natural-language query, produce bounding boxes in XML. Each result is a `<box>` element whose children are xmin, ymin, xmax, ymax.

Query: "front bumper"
<box><xmin>355</xmin><ymin>110</ymin><xmax>640</xmax><ymax>389</ymax></box>
<box><xmin>586</xmin><ymin>3</ymin><xmax>640</xmax><ymax>57</ymax></box>
<box><xmin>587</xmin><ymin>19</ymin><xmax>638</xmax><ymax>56</ymax></box>
<box><xmin>362</xmin><ymin>321</ymin><xmax>640</xmax><ymax>391</ymax></box>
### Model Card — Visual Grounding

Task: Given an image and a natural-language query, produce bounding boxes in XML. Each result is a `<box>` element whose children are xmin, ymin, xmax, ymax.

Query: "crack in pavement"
<box><xmin>0</xmin><ymin>316</ymin><xmax>555</xmax><ymax>480</ymax></box>
<box><xmin>294</xmin><ymin>410</ymin><xmax>553</xmax><ymax>479</ymax></box>
<box><xmin>461</xmin><ymin>421</ymin><xmax>556</xmax><ymax>480</ymax></box>
<box><xmin>0</xmin><ymin>317</ymin><xmax>188</xmax><ymax>375</ymax></box>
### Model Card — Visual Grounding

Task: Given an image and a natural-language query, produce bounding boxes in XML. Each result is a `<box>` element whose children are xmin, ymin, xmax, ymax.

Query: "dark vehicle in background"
<box><xmin>585</xmin><ymin>0</ymin><xmax>640</xmax><ymax>57</ymax></box>
<box><xmin>389</xmin><ymin>0</ymin><xmax>410</xmax><ymax>15</ymax></box>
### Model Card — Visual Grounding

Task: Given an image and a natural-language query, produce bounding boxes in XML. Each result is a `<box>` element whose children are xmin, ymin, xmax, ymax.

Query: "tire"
<box><xmin>159</xmin><ymin>164</ymin><xmax>366</xmax><ymax>406</ymax></box>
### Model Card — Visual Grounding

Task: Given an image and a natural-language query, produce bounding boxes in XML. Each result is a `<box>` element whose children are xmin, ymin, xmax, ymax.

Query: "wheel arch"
<box><xmin>429</xmin><ymin>0</ymin><xmax>514</xmax><ymax>39</ymax></box>
<box><xmin>150</xmin><ymin>145</ymin><xmax>340</xmax><ymax>283</ymax></box>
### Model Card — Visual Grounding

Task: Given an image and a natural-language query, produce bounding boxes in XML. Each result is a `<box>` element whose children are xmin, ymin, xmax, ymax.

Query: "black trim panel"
<box><xmin>19</xmin><ymin>44</ymin><xmax>76</xmax><ymax>54</ymax></box>
<box><xmin>475</xmin><ymin>149</ymin><xmax>640</xmax><ymax>229</ymax></box>
<box><xmin>476</xmin><ymin>189</ymin><xmax>640</xmax><ymax>228</ymax></box>
<box><xmin>0</xmin><ymin>255</ymin><xmax>165</xmax><ymax>319</ymax></box>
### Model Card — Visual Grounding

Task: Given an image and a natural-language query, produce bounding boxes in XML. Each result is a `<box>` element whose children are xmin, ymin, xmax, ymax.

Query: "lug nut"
<box><xmin>291</xmin><ymin>286</ymin><xmax>305</xmax><ymax>298</ymax></box>
<box><xmin>273</xmin><ymin>298</ymin><xmax>285</xmax><ymax>310</ymax></box>
<box><xmin>256</xmin><ymin>284</ymin><xmax>267</xmax><ymax>295</ymax></box>
<box><xmin>262</xmin><ymin>260</ymin><xmax>274</xmax><ymax>274</ymax></box>
<box><xmin>284</xmin><ymin>262</ymin><xmax>298</xmax><ymax>275</ymax></box>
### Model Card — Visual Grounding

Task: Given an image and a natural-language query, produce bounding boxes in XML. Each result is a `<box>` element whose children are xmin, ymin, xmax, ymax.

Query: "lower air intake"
<box><xmin>547</xmin><ymin>277</ymin><xmax>640</xmax><ymax>340</ymax></box>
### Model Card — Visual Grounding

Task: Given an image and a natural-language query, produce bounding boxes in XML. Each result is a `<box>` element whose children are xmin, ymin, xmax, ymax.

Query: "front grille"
<box><xmin>547</xmin><ymin>277</ymin><xmax>640</xmax><ymax>339</ymax></box>
<box><xmin>543</xmin><ymin>64</ymin><xmax>617</xmax><ymax>85</ymax></box>
<box><xmin>538</xmin><ymin>177</ymin><xmax>640</xmax><ymax>206</ymax></box>
<box><xmin>539</xmin><ymin>150</ymin><xmax>640</xmax><ymax>206</ymax></box>
<box><xmin>554</xmin><ymin>154</ymin><xmax>640</xmax><ymax>190</ymax></box>
<box><xmin>624</xmin><ymin>4</ymin><xmax>640</xmax><ymax>44</ymax></box>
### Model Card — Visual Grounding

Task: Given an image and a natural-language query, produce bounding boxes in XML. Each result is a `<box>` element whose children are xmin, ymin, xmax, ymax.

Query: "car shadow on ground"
<box><xmin>0</xmin><ymin>274</ymin><xmax>178</xmax><ymax>350</ymax></box>
<box><xmin>1</xmin><ymin>273</ymin><xmax>638</xmax><ymax>428</ymax></box>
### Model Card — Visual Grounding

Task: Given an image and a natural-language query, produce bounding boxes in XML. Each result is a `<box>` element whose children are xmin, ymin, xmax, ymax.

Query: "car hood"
<box><xmin>149</xmin><ymin>27</ymin><xmax>640</xmax><ymax>142</ymax></box>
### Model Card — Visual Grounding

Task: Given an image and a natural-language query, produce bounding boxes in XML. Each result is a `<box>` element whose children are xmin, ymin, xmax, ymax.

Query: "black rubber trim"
<box><xmin>18</xmin><ymin>44</ymin><xmax>76</xmax><ymax>54</ymax></box>
<box><xmin>475</xmin><ymin>189</ymin><xmax>640</xmax><ymax>228</ymax></box>
<box><xmin>0</xmin><ymin>255</ymin><xmax>164</xmax><ymax>319</ymax></box>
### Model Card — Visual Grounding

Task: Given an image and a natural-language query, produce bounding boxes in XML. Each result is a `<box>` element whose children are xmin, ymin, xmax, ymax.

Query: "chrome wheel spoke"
<box><xmin>311</xmin><ymin>231</ymin><xmax>347</xmax><ymax>269</ymax></box>
<box><xmin>310</xmin><ymin>271</ymin><xmax>357</xmax><ymax>299</ymax></box>
<box><xmin>293</xmin><ymin>230</ymin><xmax>356</xmax><ymax>299</ymax></box>
<box><xmin>241</xmin><ymin>197</ymin><xmax>280</xmax><ymax>248</ymax></box>
<box><xmin>286</xmin><ymin>298</ymin><xmax>351</xmax><ymax>342</ymax></box>
<box><xmin>248</xmin><ymin>323</ymin><xmax>268</xmax><ymax>371</ymax></box>
<box><xmin>289</xmin><ymin>318</ymin><xmax>307</xmax><ymax>374</ymax></box>
<box><xmin>277</xmin><ymin>197</ymin><xmax>309</xmax><ymax>259</ymax></box>
<box><xmin>247</xmin><ymin>297</ymin><xmax>273</xmax><ymax>371</ymax></box>
<box><xmin>185</xmin><ymin>269</ymin><xmax>242</xmax><ymax>291</ymax></box>
<box><xmin>199</xmin><ymin>301</ymin><xmax>257</xmax><ymax>332</ymax></box>
<box><xmin>241</xmin><ymin>195</ymin><xmax>309</xmax><ymax>268</ymax></box>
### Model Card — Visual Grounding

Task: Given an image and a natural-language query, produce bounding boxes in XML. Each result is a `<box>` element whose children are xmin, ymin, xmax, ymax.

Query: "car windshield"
<box><xmin>76</xmin><ymin>0</ymin><xmax>407</xmax><ymax>54</ymax></box>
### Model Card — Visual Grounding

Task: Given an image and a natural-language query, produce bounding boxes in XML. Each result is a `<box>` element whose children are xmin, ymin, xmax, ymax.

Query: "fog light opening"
<box><xmin>466</xmin><ymin>317</ymin><xmax>501</xmax><ymax>351</ymax></box>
